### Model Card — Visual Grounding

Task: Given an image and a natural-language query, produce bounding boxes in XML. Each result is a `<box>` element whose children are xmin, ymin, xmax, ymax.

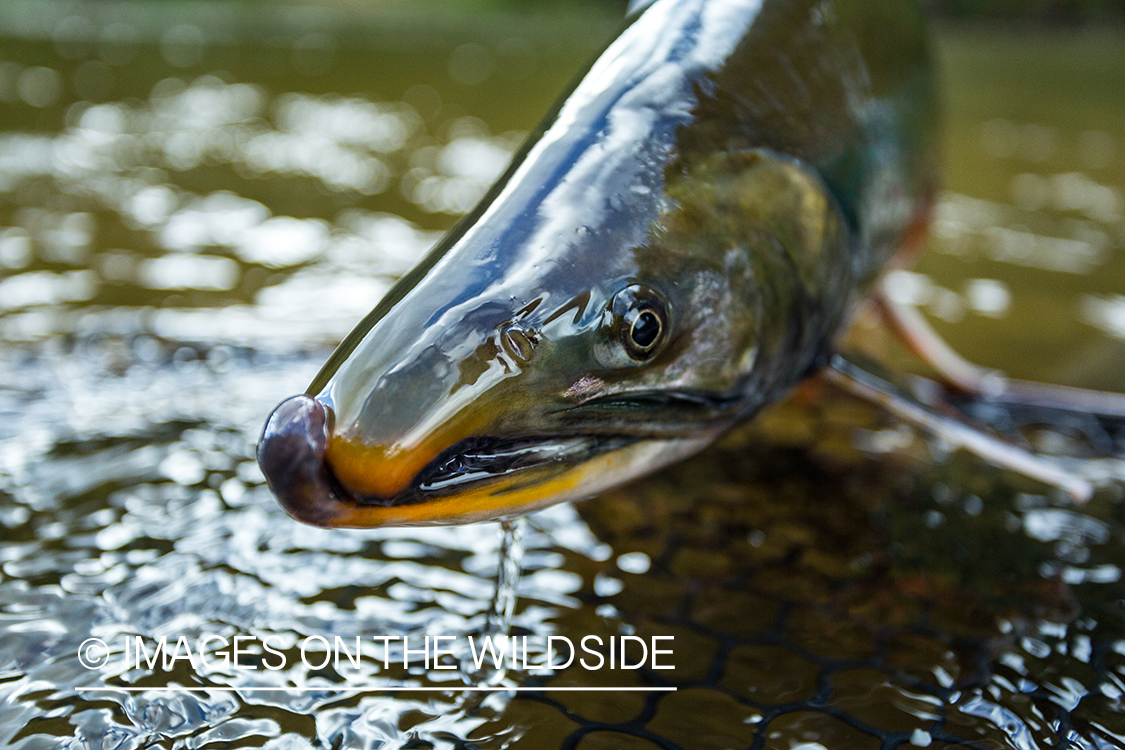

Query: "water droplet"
<box><xmin>965</xmin><ymin>278</ymin><xmax>1011</xmax><ymax>318</ymax></box>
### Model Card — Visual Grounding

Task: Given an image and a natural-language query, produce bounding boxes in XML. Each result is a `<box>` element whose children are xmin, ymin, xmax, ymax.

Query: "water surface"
<box><xmin>1</xmin><ymin>6</ymin><xmax>1125</xmax><ymax>749</ymax></box>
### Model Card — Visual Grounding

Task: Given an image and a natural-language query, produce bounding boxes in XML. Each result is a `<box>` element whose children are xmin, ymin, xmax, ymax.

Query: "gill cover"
<box><xmin>258</xmin><ymin>0</ymin><xmax>936</xmax><ymax>527</ymax></box>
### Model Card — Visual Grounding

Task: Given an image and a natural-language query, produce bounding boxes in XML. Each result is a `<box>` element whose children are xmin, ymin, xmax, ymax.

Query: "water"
<box><xmin>1</xmin><ymin>4</ymin><xmax>1125</xmax><ymax>748</ymax></box>
<box><xmin>472</xmin><ymin>518</ymin><xmax>528</xmax><ymax>688</ymax></box>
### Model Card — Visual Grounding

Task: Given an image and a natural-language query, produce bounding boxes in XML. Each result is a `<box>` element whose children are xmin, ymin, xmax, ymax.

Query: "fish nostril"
<box><xmin>500</xmin><ymin>324</ymin><xmax>537</xmax><ymax>364</ymax></box>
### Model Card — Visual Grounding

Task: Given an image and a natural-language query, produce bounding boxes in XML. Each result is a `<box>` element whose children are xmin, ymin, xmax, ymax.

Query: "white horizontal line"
<box><xmin>77</xmin><ymin>686</ymin><xmax>676</xmax><ymax>693</ymax></box>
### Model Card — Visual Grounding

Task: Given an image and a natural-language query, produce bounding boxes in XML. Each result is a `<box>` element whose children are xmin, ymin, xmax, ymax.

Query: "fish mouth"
<box><xmin>408</xmin><ymin>433</ymin><xmax>635</xmax><ymax>498</ymax></box>
<box><xmin>258</xmin><ymin>394</ymin><xmax>637</xmax><ymax>528</ymax></box>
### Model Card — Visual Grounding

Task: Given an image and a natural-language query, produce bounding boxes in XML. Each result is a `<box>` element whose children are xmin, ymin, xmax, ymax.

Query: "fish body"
<box><xmin>258</xmin><ymin>0</ymin><xmax>937</xmax><ymax>527</ymax></box>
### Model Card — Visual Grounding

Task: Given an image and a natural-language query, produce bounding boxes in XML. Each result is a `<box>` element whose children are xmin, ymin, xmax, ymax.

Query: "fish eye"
<box><xmin>626</xmin><ymin>306</ymin><xmax>662</xmax><ymax>354</ymax></box>
<box><xmin>595</xmin><ymin>284</ymin><xmax>670</xmax><ymax>367</ymax></box>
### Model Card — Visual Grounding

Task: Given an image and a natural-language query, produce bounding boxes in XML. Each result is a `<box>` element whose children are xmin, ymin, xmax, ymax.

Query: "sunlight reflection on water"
<box><xmin>2</xmin><ymin>5</ymin><xmax>1125</xmax><ymax>749</ymax></box>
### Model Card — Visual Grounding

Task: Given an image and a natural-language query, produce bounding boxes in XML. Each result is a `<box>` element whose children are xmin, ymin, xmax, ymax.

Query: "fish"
<box><xmin>257</xmin><ymin>0</ymin><xmax>938</xmax><ymax>528</ymax></box>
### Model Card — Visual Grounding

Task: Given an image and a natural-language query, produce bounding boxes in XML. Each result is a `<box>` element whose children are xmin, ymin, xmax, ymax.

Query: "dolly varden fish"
<box><xmin>258</xmin><ymin>0</ymin><xmax>939</xmax><ymax>527</ymax></box>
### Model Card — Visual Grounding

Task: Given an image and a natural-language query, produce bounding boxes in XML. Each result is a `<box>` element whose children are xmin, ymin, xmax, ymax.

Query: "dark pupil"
<box><xmin>630</xmin><ymin>310</ymin><xmax>661</xmax><ymax>349</ymax></box>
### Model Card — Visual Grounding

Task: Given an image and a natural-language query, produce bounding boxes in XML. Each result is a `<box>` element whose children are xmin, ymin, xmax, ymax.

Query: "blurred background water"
<box><xmin>1</xmin><ymin>1</ymin><xmax>1125</xmax><ymax>748</ymax></box>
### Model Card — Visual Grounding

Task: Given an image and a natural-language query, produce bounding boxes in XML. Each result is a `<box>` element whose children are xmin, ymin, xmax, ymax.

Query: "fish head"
<box><xmin>257</xmin><ymin>147</ymin><xmax>847</xmax><ymax>528</ymax></box>
<box><xmin>254</xmin><ymin>0</ymin><xmax>872</xmax><ymax>528</ymax></box>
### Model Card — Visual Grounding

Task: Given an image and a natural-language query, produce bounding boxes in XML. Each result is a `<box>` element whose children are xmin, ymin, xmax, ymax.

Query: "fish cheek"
<box><xmin>669</xmin><ymin>149</ymin><xmax>850</xmax><ymax>391</ymax></box>
<box><xmin>726</xmin><ymin>149</ymin><xmax>849</xmax><ymax>304</ymax></box>
<box><xmin>662</xmin><ymin>147</ymin><xmax>849</xmax><ymax>303</ymax></box>
<box><xmin>687</xmin><ymin>259</ymin><xmax>763</xmax><ymax>394</ymax></box>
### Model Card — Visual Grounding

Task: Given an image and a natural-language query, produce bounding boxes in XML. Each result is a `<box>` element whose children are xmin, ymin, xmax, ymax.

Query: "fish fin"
<box><xmin>874</xmin><ymin>275</ymin><xmax>1125</xmax><ymax>420</ymax></box>
<box><xmin>872</xmin><ymin>276</ymin><xmax>992</xmax><ymax>394</ymax></box>
<box><xmin>824</xmin><ymin>354</ymin><xmax>1094</xmax><ymax>502</ymax></box>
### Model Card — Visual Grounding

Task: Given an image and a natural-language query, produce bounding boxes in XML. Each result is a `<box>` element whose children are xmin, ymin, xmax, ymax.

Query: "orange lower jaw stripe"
<box><xmin>324</xmin><ymin>435</ymin><xmax>441</xmax><ymax>499</ymax></box>
<box><xmin>278</xmin><ymin>432</ymin><xmax>712</xmax><ymax>529</ymax></box>
<box><xmin>314</xmin><ymin>463</ymin><xmax>589</xmax><ymax>528</ymax></box>
<box><xmin>324</xmin><ymin>407</ymin><xmax>495</xmax><ymax>500</ymax></box>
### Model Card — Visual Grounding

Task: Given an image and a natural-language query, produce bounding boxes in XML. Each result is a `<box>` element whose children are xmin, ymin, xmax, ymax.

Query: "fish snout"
<box><xmin>258</xmin><ymin>395</ymin><xmax>350</xmax><ymax>528</ymax></box>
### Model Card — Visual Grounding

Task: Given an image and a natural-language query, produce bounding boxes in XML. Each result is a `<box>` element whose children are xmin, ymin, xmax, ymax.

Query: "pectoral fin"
<box><xmin>824</xmin><ymin>353</ymin><xmax>1094</xmax><ymax>502</ymax></box>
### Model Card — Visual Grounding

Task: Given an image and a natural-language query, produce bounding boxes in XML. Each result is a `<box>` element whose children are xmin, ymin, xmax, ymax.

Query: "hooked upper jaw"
<box><xmin>256</xmin><ymin>395</ymin><xmax>351</xmax><ymax>528</ymax></box>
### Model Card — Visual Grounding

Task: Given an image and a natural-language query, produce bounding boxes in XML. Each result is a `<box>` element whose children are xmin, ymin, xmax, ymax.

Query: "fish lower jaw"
<box><xmin>344</xmin><ymin>432</ymin><xmax>718</xmax><ymax>526</ymax></box>
<box><xmin>261</xmin><ymin>398</ymin><xmax>716</xmax><ymax>528</ymax></box>
<box><xmin>316</xmin><ymin>433</ymin><xmax>616</xmax><ymax>510</ymax></box>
